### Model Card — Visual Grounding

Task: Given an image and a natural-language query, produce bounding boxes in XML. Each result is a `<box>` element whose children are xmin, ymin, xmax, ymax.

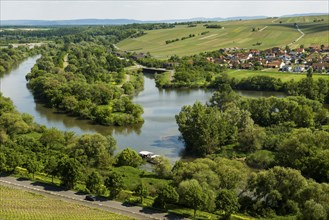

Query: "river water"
<box><xmin>0</xmin><ymin>56</ymin><xmax>287</xmax><ymax>161</ymax></box>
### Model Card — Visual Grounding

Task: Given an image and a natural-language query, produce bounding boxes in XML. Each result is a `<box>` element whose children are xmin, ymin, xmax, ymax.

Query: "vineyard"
<box><xmin>0</xmin><ymin>185</ymin><xmax>131</xmax><ymax>220</ymax></box>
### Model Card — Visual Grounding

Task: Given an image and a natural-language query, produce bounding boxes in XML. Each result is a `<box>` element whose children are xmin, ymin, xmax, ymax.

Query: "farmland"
<box><xmin>117</xmin><ymin>15</ymin><xmax>329</xmax><ymax>58</ymax></box>
<box><xmin>0</xmin><ymin>185</ymin><xmax>131</xmax><ymax>220</ymax></box>
<box><xmin>225</xmin><ymin>69</ymin><xmax>329</xmax><ymax>82</ymax></box>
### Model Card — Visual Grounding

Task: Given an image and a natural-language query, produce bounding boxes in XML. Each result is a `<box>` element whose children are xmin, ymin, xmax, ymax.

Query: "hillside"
<box><xmin>117</xmin><ymin>15</ymin><xmax>329</xmax><ymax>58</ymax></box>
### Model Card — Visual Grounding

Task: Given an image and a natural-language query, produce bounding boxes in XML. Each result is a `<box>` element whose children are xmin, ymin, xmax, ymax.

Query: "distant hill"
<box><xmin>117</xmin><ymin>15</ymin><xmax>329</xmax><ymax>58</ymax></box>
<box><xmin>281</xmin><ymin>13</ymin><xmax>328</xmax><ymax>17</ymax></box>
<box><xmin>1</xmin><ymin>16</ymin><xmax>274</xmax><ymax>26</ymax></box>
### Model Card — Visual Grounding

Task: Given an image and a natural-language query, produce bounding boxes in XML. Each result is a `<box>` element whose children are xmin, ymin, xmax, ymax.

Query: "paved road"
<box><xmin>0</xmin><ymin>176</ymin><xmax>187</xmax><ymax>220</ymax></box>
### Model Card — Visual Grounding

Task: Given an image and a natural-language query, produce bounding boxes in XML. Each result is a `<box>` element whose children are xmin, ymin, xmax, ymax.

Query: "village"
<box><xmin>206</xmin><ymin>45</ymin><xmax>329</xmax><ymax>73</ymax></box>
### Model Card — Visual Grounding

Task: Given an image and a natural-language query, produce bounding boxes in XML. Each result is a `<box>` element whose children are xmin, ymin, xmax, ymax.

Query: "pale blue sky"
<box><xmin>1</xmin><ymin>0</ymin><xmax>328</xmax><ymax>21</ymax></box>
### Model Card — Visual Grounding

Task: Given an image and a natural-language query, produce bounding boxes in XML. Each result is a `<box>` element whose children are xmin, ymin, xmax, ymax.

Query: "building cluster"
<box><xmin>206</xmin><ymin>46</ymin><xmax>329</xmax><ymax>73</ymax></box>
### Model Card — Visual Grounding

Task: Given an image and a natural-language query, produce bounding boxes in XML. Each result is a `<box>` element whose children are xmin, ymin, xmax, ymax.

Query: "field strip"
<box><xmin>0</xmin><ymin>178</ymin><xmax>162</xmax><ymax>220</ymax></box>
<box><xmin>258</xmin><ymin>26</ymin><xmax>268</xmax><ymax>32</ymax></box>
<box><xmin>288</xmin><ymin>25</ymin><xmax>305</xmax><ymax>46</ymax></box>
<box><xmin>197</xmin><ymin>38</ymin><xmax>219</xmax><ymax>46</ymax></box>
<box><xmin>272</xmin><ymin>17</ymin><xmax>280</xmax><ymax>23</ymax></box>
<box><xmin>199</xmin><ymin>34</ymin><xmax>218</xmax><ymax>40</ymax></box>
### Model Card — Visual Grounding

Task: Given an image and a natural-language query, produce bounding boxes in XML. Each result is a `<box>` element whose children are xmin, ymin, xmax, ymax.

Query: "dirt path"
<box><xmin>169</xmin><ymin>70</ymin><xmax>175</xmax><ymax>81</ymax></box>
<box><xmin>288</xmin><ymin>25</ymin><xmax>305</xmax><ymax>46</ymax></box>
<box><xmin>0</xmin><ymin>176</ymin><xmax>188</xmax><ymax>220</ymax></box>
<box><xmin>125</xmin><ymin>74</ymin><xmax>131</xmax><ymax>82</ymax></box>
<box><xmin>113</xmin><ymin>44</ymin><xmax>120</xmax><ymax>50</ymax></box>
<box><xmin>258</xmin><ymin>26</ymin><xmax>268</xmax><ymax>32</ymax></box>
<box><xmin>199</xmin><ymin>34</ymin><xmax>218</xmax><ymax>40</ymax></box>
<box><xmin>63</xmin><ymin>53</ymin><xmax>69</xmax><ymax>69</ymax></box>
<box><xmin>271</xmin><ymin>17</ymin><xmax>280</xmax><ymax>23</ymax></box>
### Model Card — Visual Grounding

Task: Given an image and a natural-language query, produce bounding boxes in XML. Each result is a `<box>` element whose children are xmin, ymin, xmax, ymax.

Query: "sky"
<box><xmin>1</xmin><ymin>0</ymin><xmax>328</xmax><ymax>21</ymax></box>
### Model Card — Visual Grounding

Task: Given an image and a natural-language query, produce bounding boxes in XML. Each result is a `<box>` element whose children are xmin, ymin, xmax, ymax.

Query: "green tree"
<box><xmin>104</xmin><ymin>172</ymin><xmax>124</xmax><ymax>199</ymax></box>
<box><xmin>178</xmin><ymin>179</ymin><xmax>212</xmax><ymax>219</ymax></box>
<box><xmin>300</xmin><ymin>200</ymin><xmax>327</xmax><ymax>220</ymax></box>
<box><xmin>115</xmin><ymin>148</ymin><xmax>143</xmax><ymax>168</ymax></box>
<box><xmin>0</xmin><ymin>152</ymin><xmax>8</xmax><ymax>173</ymax></box>
<box><xmin>58</xmin><ymin>158</ymin><xmax>82</xmax><ymax>189</ymax></box>
<box><xmin>44</xmin><ymin>156</ymin><xmax>59</xmax><ymax>184</ymax></box>
<box><xmin>152</xmin><ymin>156</ymin><xmax>172</xmax><ymax>179</ymax></box>
<box><xmin>176</xmin><ymin>102</ymin><xmax>230</xmax><ymax>156</ymax></box>
<box><xmin>26</xmin><ymin>157</ymin><xmax>43</xmax><ymax>179</ymax></box>
<box><xmin>39</xmin><ymin>128</ymin><xmax>65</xmax><ymax>150</ymax></box>
<box><xmin>73</xmin><ymin>134</ymin><xmax>116</xmax><ymax>169</ymax></box>
<box><xmin>307</xmin><ymin>67</ymin><xmax>313</xmax><ymax>78</ymax></box>
<box><xmin>86</xmin><ymin>171</ymin><xmax>103</xmax><ymax>195</ymax></box>
<box><xmin>153</xmin><ymin>184</ymin><xmax>179</xmax><ymax>209</ymax></box>
<box><xmin>216</xmin><ymin>189</ymin><xmax>240</xmax><ymax>220</ymax></box>
<box><xmin>135</xmin><ymin>182</ymin><xmax>148</xmax><ymax>204</ymax></box>
<box><xmin>247</xmin><ymin>166</ymin><xmax>307</xmax><ymax>216</ymax></box>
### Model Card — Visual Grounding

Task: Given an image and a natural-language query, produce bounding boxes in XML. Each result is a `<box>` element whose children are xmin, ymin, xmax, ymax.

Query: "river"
<box><xmin>0</xmin><ymin>56</ymin><xmax>287</xmax><ymax>161</ymax></box>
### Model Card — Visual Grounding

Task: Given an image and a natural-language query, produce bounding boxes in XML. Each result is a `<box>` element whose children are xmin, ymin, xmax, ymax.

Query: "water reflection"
<box><xmin>0</xmin><ymin>56</ymin><xmax>289</xmax><ymax>161</ymax></box>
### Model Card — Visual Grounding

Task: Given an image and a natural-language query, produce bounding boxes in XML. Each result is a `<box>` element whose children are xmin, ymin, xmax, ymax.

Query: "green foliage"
<box><xmin>0</xmin><ymin>46</ymin><xmax>30</xmax><ymax>74</ymax></box>
<box><xmin>134</xmin><ymin>182</ymin><xmax>149</xmax><ymax>204</ymax></box>
<box><xmin>71</xmin><ymin>134</ymin><xmax>116</xmax><ymax>169</ymax></box>
<box><xmin>152</xmin><ymin>156</ymin><xmax>172</xmax><ymax>179</ymax></box>
<box><xmin>246</xmin><ymin>166</ymin><xmax>307</xmax><ymax>216</ymax></box>
<box><xmin>176</xmin><ymin>102</ymin><xmax>231</xmax><ymax>156</ymax></box>
<box><xmin>58</xmin><ymin>158</ymin><xmax>83</xmax><ymax>189</ymax></box>
<box><xmin>246</xmin><ymin>150</ymin><xmax>276</xmax><ymax>169</ymax></box>
<box><xmin>276</xmin><ymin>129</ymin><xmax>329</xmax><ymax>182</ymax></box>
<box><xmin>177</xmin><ymin>179</ymin><xmax>215</xmax><ymax>218</ymax></box>
<box><xmin>26</xmin><ymin>42</ymin><xmax>144</xmax><ymax>126</ymax></box>
<box><xmin>104</xmin><ymin>172</ymin><xmax>124</xmax><ymax>199</ymax></box>
<box><xmin>86</xmin><ymin>171</ymin><xmax>103</xmax><ymax>195</ymax></box>
<box><xmin>153</xmin><ymin>184</ymin><xmax>179</xmax><ymax>209</ymax></box>
<box><xmin>115</xmin><ymin>148</ymin><xmax>143</xmax><ymax>168</ymax></box>
<box><xmin>26</xmin><ymin>156</ymin><xmax>43</xmax><ymax>179</ymax></box>
<box><xmin>216</xmin><ymin>189</ymin><xmax>240</xmax><ymax>219</ymax></box>
<box><xmin>300</xmin><ymin>199</ymin><xmax>327</xmax><ymax>220</ymax></box>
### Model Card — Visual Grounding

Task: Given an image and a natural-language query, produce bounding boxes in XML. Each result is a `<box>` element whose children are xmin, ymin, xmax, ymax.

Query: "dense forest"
<box><xmin>26</xmin><ymin>42</ymin><xmax>144</xmax><ymax>126</ymax></box>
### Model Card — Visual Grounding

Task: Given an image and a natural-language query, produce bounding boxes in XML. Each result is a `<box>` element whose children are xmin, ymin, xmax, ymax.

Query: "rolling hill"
<box><xmin>117</xmin><ymin>15</ymin><xmax>329</xmax><ymax>58</ymax></box>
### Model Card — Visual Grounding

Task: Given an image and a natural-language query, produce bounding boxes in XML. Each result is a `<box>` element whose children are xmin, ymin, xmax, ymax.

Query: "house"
<box><xmin>312</xmin><ymin>62</ymin><xmax>329</xmax><ymax>72</ymax></box>
<box><xmin>306</xmin><ymin>51</ymin><xmax>322</xmax><ymax>62</ymax></box>
<box><xmin>206</xmin><ymin>57</ymin><xmax>214</xmax><ymax>63</ymax></box>
<box><xmin>240</xmin><ymin>63</ymin><xmax>253</xmax><ymax>69</ymax></box>
<box><xmin>296</xmin><ymin>48</ymin><xmax>305</xmax><ymax>54</ymax></box>
<box><xmin>281</xmin><ymin>65</ymin><xmax>292</xmax><ymax>72</ymax></box>
<box><xmin>265</xmin><ymin>60</ymin><xmax>285</xmax><ymax>68</ymax></box>
<box><xmin>131</xmin><ymin>53</ymin><xmax>148</xmax><ymax>60</ymax></box>
<box><xmin>249</xmin><ymin>49</ymin><xmax>260</xmax><ymax>56</ymax></box>
<box><xmin>321</xmin><ymin>46</ymin><xmax>329</xmax><ymax>52</ymax></box>
<box><xmin>293</xmin><ymin>65</ymin><xmax>305</xmax><ymax>72</ymax></box>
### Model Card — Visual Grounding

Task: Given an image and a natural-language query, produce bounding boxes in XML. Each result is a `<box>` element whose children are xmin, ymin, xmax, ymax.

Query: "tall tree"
<box><xmin>216</xmin><ymin>189</ymin><xmax>240</xmax><ymax>220</ymax></box>
<box><xmin>86</xmin><ymin>171</ymin><xmax>103</xmax><ymax>195</ymax></box>
<box><xmin>153</xmin><ymin>184</ymin><xmax>179</xmax><ymax>209</ymax></box>
<box><xmin>104</xmin><ymin>172</ymin><xmax>124</xmax><ymax>199</ymax></box>
<box><xmin>58</xmin><ymin>158</ymin><xmax>82</xmax><ymax>189</ymax></box>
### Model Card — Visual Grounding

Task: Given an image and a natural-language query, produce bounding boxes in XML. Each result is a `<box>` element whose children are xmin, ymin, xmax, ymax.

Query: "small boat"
<box><xmin>139</xmin><ymin>151</ymin><xmax>160</xmax><ymax>163</ymax></box>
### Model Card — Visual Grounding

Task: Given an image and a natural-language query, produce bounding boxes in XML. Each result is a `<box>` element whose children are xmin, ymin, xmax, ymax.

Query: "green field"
<box><xmin>0</xmin><ymin>185</ymin><xmax>131</xmax><ymax>220</ymax></box>
<box><xmin>225</xmin><ymin>69</ymin><xmax>329</xmax><ymax>82</ymax></box>
<box><xmin>117</xmin><ymin>15</ymin><xmax>328</xmax><ymax>58</ymax></box>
